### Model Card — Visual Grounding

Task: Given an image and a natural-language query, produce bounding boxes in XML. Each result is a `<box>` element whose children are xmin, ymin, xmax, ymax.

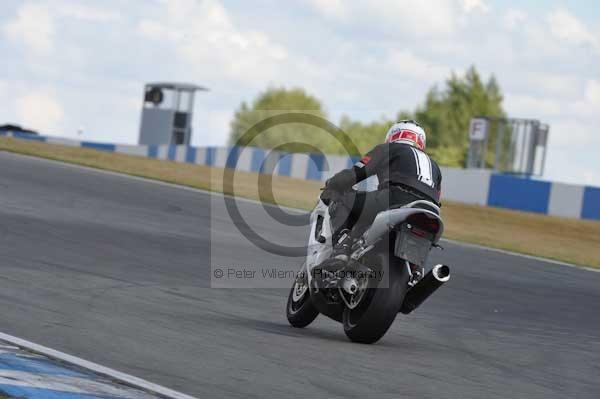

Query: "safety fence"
<box><xmin>2</xmin><ymin>131</ymin><xmax>598</xmax><ymax>221</ymax></box>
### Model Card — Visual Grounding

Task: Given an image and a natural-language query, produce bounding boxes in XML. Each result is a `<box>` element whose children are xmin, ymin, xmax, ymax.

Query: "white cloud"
<box><xmin>3</xmin><ymin>3</ymin><xmax>55</xmax><ymax>56</ymax></box>
<box><xmin>59</xmin><ymin>4</ymin><xmax>120</xmax><ymax>22</ymax></box>
<box><xmin>306</xmin><ymin>0</ymin><xmax>462</xmax><ymax>38</ymax></box>
<box><xmin>584</xmin><ymin>79</ymin><xmax>600</xmax><ymax>105</ymax></box>
<box><xmin>521</xmin><ymin>24</ymin><xmax>565</xmax><ymax>57</ymax></box>
<box><xmin>386</xmin><ymin>50</ymin><xmax>452</xmax><ymax>83</ymax></box>
<box><xmin>581</xmin><ymin>170</ymin><xmax>600</xmax><ymax>186</ymax></box>
<box><xmin>559</xmin><ymin>80</ymin><xmax>600</xmax><ymax>118</ymax></box>
<box><xmin>547</xmin><ymin>119</ymin><xmax>596</xmax><ymax>147</ymax></box>
<box><xmin>193</xmin><ymin>109</ymin><xmax>234</xmax><ymax>146</ymax></box>
<box><xmin>137</xmin><ymin>19</ymin><xmax>172</xmax><ymax>39</ymax></box>
<box><xmin>503</xmin><ymin>8</ymin><xmax>527</xmax><ymax>31</ymax></box>
<box><xmin>15</xmin><ymin>91</ymin><xmax>64</xmax><ymax>133</ymax></box>
<box><xmin>137</xmin><ymin>0</ymin><xmax>289</xmax><ymax>85</ymax></box>
<box><xmin>307</xmin><ymin>0</ymin><xmax>348</xmax><ymax>21</ymax></box>
<box><xmin>546</xmin><ymin>8</ymin><xmax>598</xmax><ymax>47</ymax></box>
<box><xmin>529</xmin><ymin>72</ymin><xmax>580</xmax><ymax>98</ymax></box>
<box><xmin>544</xmin><ymin>147</ymin><xmax>600</xmax><ymax>186</ymax></box>
<box><xmin>504</xmin><ymin>93</ymin><xmax>562</xmax><ymax>117</ymax></box>
<box><xmin>462</xmin><ymin>0</ymin><xmax>490</xmax><ymax>14</ymax></box>
<box><xmin>2</xmin><ymin>2</ymin><xmax>120</xmax><ymax>59</ymax></box>
<box><xmin>497</xmin><ymin>7</ymin><xmax>599</xmax><ymax>60</ymax></box>
<box><xmin>542</xmin><ymin>117</ymin><xmax>600</xmax><ymax>185</ymax></box>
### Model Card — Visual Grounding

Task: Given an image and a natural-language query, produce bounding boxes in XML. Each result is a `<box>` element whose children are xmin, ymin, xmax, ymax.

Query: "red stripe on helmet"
<box><xmin>388</xmin><ymin>130</ymin><xmax>424</xmax><ymax>150</ymax></box>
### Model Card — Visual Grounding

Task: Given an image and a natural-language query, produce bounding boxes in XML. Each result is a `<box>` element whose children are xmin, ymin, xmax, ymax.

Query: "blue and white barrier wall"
<box><xmin>1</xmin><ymin>131</ymin><xmax>598</xmax><ymax>221</ymax></box>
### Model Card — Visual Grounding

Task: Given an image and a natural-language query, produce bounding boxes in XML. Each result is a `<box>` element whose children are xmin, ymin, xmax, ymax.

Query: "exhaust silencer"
<box><xmin>400</xmin><ymin>264</ymin><xmax>450</xmax><ymax>314</ymax></box>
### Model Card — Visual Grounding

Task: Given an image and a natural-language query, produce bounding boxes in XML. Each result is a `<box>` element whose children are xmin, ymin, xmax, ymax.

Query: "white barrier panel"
<box><xmin>115</xmin><ymin>144</ymin><xmax>149</xmax><ymax>157</ymax></box>
<box><xmin>548</xmin><ymin>182</ymin><xmax>585</xmax><ymax>219</ymax></box>
<box><xmin>261</xmin><ymin>150</ymin><xmax>279</xmax><ymax>174</ymax></box>
<box><xmin>440</xmin><ymin>167</ymin><xmax>492</xmax><ymax>206</ymax></box>
<box><xmin>194</xmin><ymin>148</ymin><xmax>207</xmax><ymax>165</ymax></box>
<box><xmin>290</xmin><ymin>153</ymin><xmax>310</xmax><ymax>180</ymax></box>
<box><xmin>214</xmin><ymin>148</ymin><xmax>229</xmax><ymax>168</ymax></box>
<box><xmin>236</xmin><ymin>147</ymin><xmax>253</xmax><ymax>173</ymax></box>
<box><xmin>46</xmin><ymin>137</ymin><xmax>81</xmax><ymax>147</ymax></box>
<box><xmin>175</xmin><ymin>146</ymin><xmax>187</xmax><ymax>163</ymax></box>
<box><xmin>157</xmin><ymin>145</ymin><xmax>169</xmax><ymax>160</ymax></box>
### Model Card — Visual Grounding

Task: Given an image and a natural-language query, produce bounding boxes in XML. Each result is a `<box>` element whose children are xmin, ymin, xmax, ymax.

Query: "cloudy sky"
<box><xmin>1</xmin><ymin>0</ymin><xmax>599</xmax><ymax>186</ymax></box>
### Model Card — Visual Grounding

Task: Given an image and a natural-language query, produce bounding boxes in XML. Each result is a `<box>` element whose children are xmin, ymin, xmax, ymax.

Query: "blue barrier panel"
<box><xmin>148</xmin><ymin>145</ymin><xmax>158</xmax><ymax>158</ymax></box>
<box><xmin>306</xmin><ymin>154</ymin><xmax>325</xmax><ymax>180</ymax></box>
<box><xmin>205</xmin><ymin>147</ymin><xmax>215</xmax><ymax>166</ymax></box>
<box><xmin>487</xmin><ymin>174</ymin><xmax>551</xmax><ymax>214</ymax></box>
<box><xmin>347</xmin><ymin>156</ymin><xmax>359</xmax><ymax>168</ymax></box>
<box><xmin>167</xmin><ymin>145</ymin><xmax>177</xmax><ymax>161</ymax></box>
<box><xmin>226</xmin><ymin>146</ymin><xmax>240</xmax><ymax>169</ymax></box>
<box><xmin>81</xmin><ymin>142</ymin><xmax>115</xmax><ymax>152</ymax></box>
<box><xmin>278</xmin><ymin>153</ymin><xmax>292</xmax><ymax>177</ymax></box>
<box><xmin>581</xmin><ymin>186</ymin><xmax>600</xmax><ymax>220</ymax></box>
<box><xmin>13</xmin><ymin>132</ymin><xmax>46</xmax><ymax>141</ymax></box>
<box><xmin>250</xmin><ymin>148</ymin><xmax>265</xmax><ymax>173</ymax></box>
<box><xmin>185</xmin><ymin>146</ymin><xmax>196</xmax><ymax>163</ymax></box>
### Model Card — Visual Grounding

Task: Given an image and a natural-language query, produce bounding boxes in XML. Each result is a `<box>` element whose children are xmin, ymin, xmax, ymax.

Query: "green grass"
<box><xmin>2</xmin><ymin>136</ymin><xmax>599</xmax><ymax>268</ymax></box>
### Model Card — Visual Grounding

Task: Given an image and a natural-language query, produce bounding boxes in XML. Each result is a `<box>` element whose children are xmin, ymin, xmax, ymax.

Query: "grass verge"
<box><xmin>1</xmin><ymin>136</ymin><xmax>599</xmax><ymax>268</ymax></box>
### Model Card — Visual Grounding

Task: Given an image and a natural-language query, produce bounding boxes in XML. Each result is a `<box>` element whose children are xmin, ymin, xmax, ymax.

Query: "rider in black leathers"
<box><xmin>321</xmin><ymin>120</ymin><xmax>442</xmax><ymax>260</ymax></box>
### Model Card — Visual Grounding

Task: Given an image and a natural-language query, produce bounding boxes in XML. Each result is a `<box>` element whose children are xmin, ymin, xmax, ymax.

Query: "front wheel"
<box><xmin>286</xmin><ymin>268</ymin><xmax>319</xmax><ymax>328</ymax></box>
<box><xmin>343</xmin><ymin>251</ymin><xmax>409</xmax><ymax>344</ymax></box>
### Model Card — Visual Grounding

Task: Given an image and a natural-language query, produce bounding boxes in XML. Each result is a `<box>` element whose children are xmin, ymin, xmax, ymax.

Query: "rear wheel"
<box><xmin>343</xmin><ymin>251</ymin><xmax>409</xmax><ymax>344</ymax></box>
<box><xmin>286</xmin><ymin>267</ymin><xmax>319</xmax><ymax>328</ymax></box>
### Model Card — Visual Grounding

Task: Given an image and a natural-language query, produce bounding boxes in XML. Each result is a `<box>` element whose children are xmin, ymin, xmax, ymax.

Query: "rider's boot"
<box><xmin>332</xmin><ymin>229</ymin><xmax>352</xmax><ymax>262</ymax></box>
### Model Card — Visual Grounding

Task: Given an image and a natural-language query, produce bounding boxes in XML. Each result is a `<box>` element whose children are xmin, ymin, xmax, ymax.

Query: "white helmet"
<box><xmin>385</xmin><ymin>120</ymin><xmax>426</xmax><ymax>150</ymax></box>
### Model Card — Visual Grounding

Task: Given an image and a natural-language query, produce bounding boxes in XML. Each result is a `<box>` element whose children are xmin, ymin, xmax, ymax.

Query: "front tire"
<box><xmin>343</xmin><ymin>251</ymin><xmax>409</xmax><ymax>344</ymax></box>
<box><xmin>286</xmin><ymin>270</ymin><xmax>319</xmax><ymax>328</ymax></box>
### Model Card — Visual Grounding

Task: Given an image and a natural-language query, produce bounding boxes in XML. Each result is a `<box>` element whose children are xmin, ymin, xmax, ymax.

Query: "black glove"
<box><xmin>319</xmin><ymin>186</ymin><xmax>337</xmax><ymax>205</ymax></box>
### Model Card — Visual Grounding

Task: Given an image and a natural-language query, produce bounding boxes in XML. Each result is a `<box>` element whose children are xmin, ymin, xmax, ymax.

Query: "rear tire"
<box><xmin>286</xmin><ymin>271</ymin><xmax>319</xmax><ymax>328</ymax></box>
<box><xmin>343</xmin><ymin>251</ymin><xmax>409</xmax><ymax>344</ymax></box>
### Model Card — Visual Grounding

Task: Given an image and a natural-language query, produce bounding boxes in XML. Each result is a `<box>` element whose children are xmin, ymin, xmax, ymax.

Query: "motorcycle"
<box><xmin>286</xmin><ymin>190</ymin><xmax>451</xmax><ymax>344</ymax></box>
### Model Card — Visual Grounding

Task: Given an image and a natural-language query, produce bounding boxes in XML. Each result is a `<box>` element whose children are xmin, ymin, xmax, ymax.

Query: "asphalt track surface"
<box><xmin>1</xmin><ymin>151</ymin><xmax>599</xmax><ymax>399</ymax></box>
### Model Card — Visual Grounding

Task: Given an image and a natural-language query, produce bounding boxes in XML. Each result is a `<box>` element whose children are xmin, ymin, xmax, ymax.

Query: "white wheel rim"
<box><xmin>292</xmin><ymin>281</ymin><xmax>308</xmax><ymax>302</ymax></box>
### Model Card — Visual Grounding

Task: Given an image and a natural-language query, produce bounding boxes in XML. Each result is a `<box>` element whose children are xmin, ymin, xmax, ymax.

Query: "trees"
<box><xmin>228</xmin><ymin>66</ymin><xmax>506</xmax><ymax>166</ymax></box>
<box><xmin>228</xmin><ymin>87</ymin><xmax>342</xmax><ymax>153</ymax></box>
<box><xmin>414</xmin><ymin>66</ymin><xmax>506</xmax><ymax>165</ymax></box>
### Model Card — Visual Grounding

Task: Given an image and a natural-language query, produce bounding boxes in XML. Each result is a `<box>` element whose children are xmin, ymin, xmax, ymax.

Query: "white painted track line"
<box><xmin>0</xmin><ymin>332</ymin><xmax>198</xmax><ymax>399</ymax></box>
